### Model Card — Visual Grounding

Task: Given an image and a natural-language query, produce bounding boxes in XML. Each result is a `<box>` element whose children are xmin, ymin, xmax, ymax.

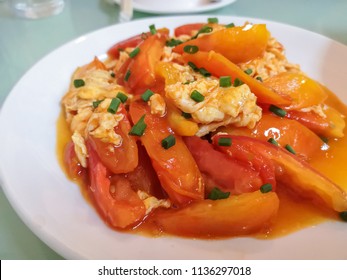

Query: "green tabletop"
<box><xmin>1</xmin><ymin>0</ymin><xmax>347</xmax><ymax>260</ymax></box>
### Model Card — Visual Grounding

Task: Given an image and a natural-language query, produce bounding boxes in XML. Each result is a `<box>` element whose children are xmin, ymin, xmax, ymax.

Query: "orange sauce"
<box><xmin>56</xmin><ymin>90</ymin><xmax>347</xmax><ymax>239</ymax></box>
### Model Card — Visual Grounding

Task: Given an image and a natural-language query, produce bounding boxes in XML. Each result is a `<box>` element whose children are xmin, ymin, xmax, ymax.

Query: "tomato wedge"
<box><xmin>107</xmin><ymin>28</ymin><xmax>169</xmax><ymax>59</ymax></box>
<box><xmin>63</xmin><ymin>141</ymin><xmax>86</xmax><ymax>181</ymax></box>
<box><xmin>129</xmin><ymin>100</ymin><xmax>204</xmax><ymax>205</ymax></box>
<box><xmin>182</xmin><ymin>51</ymin><xmax>291</xmax><ymax>106</ymax></box>
<box><xmin>173</xmin><ymin>24</ymin><xmax>270</xmax><ymax>64</ymax></box>
<box><xmin>184</xmin><ymin>136</ymin><xmax>265</xmax><ymax>194</ymax></box>
<box><xmin>86</xmin><ymin>141</ymin><xmax>145</xmax><ymax>228</ymax></box>
<box><xmin>174</xmin><ymin>23</ymin><xmax>204</xmax><ymax>37</ymax></box>
<box><xmin>212</xmin><ymin>135</ymin><xmax>347</xmax><ymax>212</ymax></box>
<box><xmin>117</xmin><ymin>33</ymin><xmax>168</xmax><ymax>95</ymax></box>
<box><xmin>151</xmin><ymin>190</ymin><xmax>279</xmax><ymax>238</ymax></box>
<box><xmin>88</xmin><ymin>105</ymin><xmax>138</xmax><ymax>174</ymax></box>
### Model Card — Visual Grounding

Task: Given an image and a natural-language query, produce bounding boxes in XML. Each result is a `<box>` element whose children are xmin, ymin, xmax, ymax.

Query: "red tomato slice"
<box><xmin>129</xmin><ymin>100</ymin><xmax>204</xmax><ymax>205</ymax></box>
<box><xmin>174</xmin><ymin>23</ymin><xmax>204</xmax><ymax>37</ymax></box>
<box><xmin>63</xmin><ymin>141</ymin><xmax>86</xmax><ymax>181</ymax></box>
<box><xmin>86</xmin><ymin>141</ymin><xmax>146</xmax><ymax>228</ymax></box>
<box><xmin>107</xmin><ymin>28</ymin><xmax>169</xmax><ymax>59</ymax></box>
<box><xmin>184</xmin><ymin>136</ymin><xmax>264</xmax><ymax>195</ymax></box>
<box><xmin>88</xmin><ymin>105</ymin><xmax>138</xmax><ymax>174</ymax></box>
<box><xmin>117</xmin><ymin>33</ymin><xmax>168</xmax><ymax>95</ymax></box>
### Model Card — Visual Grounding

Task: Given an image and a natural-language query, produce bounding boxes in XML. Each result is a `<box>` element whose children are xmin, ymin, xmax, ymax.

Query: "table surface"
<box><xmin>1</xmin><ymin>0</ymin><xmax>347</xmax><ymax>260</ymax></box>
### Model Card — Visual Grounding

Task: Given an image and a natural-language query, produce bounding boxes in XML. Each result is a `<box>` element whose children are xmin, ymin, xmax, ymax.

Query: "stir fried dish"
<box><xmin>59</xmin><ymin>18</ymin><xmax>347</xmax><ymax>238</ymax></box>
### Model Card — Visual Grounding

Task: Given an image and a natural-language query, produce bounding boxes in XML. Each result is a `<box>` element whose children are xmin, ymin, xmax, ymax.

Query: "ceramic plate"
<box><xmin>0</xmin><ymin>15</ymin><xmax>347</xmax><ymax>259</ymax></box>
<box><xmin>114</xmin><ymin>0</ymin><xmax>237</xmax><ymax>14</ymax></box>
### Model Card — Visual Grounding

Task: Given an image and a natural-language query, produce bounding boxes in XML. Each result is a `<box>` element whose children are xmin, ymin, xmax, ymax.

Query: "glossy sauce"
<box><xmin>56</xmin><ymin>89</ymin><xmax>347</xmax><ymax>239</ymax></box>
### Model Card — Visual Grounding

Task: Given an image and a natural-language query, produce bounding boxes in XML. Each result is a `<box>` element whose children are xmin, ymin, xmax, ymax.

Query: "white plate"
<box><xmin>1</xmin><ymin>15</ymin><xmax>347</xmax><ymax>260</ymax></box>
<box><xmin>114</xmin><ymin>0</ymin><xmax>237</xmax><ymax>14</ymax></box>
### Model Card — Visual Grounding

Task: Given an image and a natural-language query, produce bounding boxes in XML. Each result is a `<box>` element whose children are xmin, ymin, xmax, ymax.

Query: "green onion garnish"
<box><xmin>208</xmin><ymin>17</ymin><xmax>219</xmax><ymax>24</ymax></box>
<box><xmin>141</xmin><ymin>89</ymin><xmax>154</xmax><ymax>102</ymax></box>
<box><xmin>260</xmin><ymin>183</ymin><xmax>273</xmax><ymax>193</ymax></box>
<box><xmin>219</xmin><ymin>76</ymin><xmax>232</xmax><ymax>88</ymax></box>
<box><xmin>225</xmin><ymin>22</ymin><xmax>235</xmax><ymax>28</ymax></box>
<box><xmin>268</xmin><ymin>138</ymin><xmax>279</xmax><ymax>146</ymax></box>
<box><xmin>129</xmin><ymin>114</ymin><xmax>147</xmax><ymax>136</ymax></box>
<box><xmin>208</xmin><ymin>187</ymin><xmax>230</xmax><ymax>200</ymax></box>
<box><xmin>199</xmin><ymin>67</ymin><xmax>211</xmax><ymax>77</ymax></box>
<box><xmin>218</xmin><ymin>137</ymin><xmax>232</xmax><ymax>146</ymax></box>
<box><xmin>166</xmin><ymin>38</ymin><xmax>183</xmax><ymax>47</ymax></box>
<box><xmin>256</xmin><ymin>76</ymin><xmax>263</xmax><ymax>82</ymax></box>
<box><xmin>141</xmin><ymin>32</ymin><xmax>148</xmax><ymax>40</ymax></box>
<box><xmin>188</xmin><ymin>61</ymin><xmax>199</xmax><ymax>72</ymax></box>
<box><xmin>124</xmin><ymin>70</ymin><xmax>131</xmax><ymax>81</ymax></box>
<box><xmin>190</xmin><ymin>90</ymin><xmax>205</xmax><ymax>102</ymax></box>
<box><xmin>181</xmin><ymin>112</ymin><xmax>192</xmax><ymax>119</ymax></box>
<box><xmin>285</xmin><ymin>144</ymin><xmax>296</xmax><ymax>155</ymax></box>
<box><xmin>233</xmin><ymin>78</ymin><xmax>244</xmax><ymax>87</ymax></box>
<box><xmin>129</xmin><ymin>47</ymin><xmax>140</xmax><ymax>58</ymax></box>
<box><xmin>191</xmin><ymin>26</ymin><xmax>213</xmax><ymax>39</ymax></box>
<box><xmin>244</xmin><ymin>68</ymin><xmax>253</xmax><ymax>75</ymax></box>
<box><xmin>320</xmin><ymin>136</ymin><xmax>329</xmax><ymax>144</ymax></box>
<box><xmin>92</xmin><ymin>99</ymin><xmax>104</xmax><ymax>108</ymax></box>
<box><xmin>161</xmin><ymin>134</ymin><xmax>176</xmax><ymax>150</ymax></box>
<box><xmin>107</xmin><ymin>98</ymin><xmax>121</xmax><ymax>114</ymax></box>
<box><xmin>116</xmin><ymin>92</ymin><xmax>128</xmax><ymax>103</ymax></box>
<box><xmin>339</xmin><ymin>211</ymin><xmax>347</xmax><ymax>222</ymax></box>
<box><xmin>73</xmin><ymin>79</ymin><xmax>85</xmax><ymax>88</ymax></box>
<box><xmin>110</xmin><ymin>71</ymin><xmax>115</xmax><ymax>78</ymax></box>
<box><xmin>269</xmin><ymin>104</ymin><xmax>287</xmax><ymax>117</ymax></box>
<box><xmin>183</xmin><ymin>45</ymin><xmax>199</xmax><ymax>54</ymax></box>
<box><xmin>149</xmin><ymin>24</ymin><xmax>157</xmax><ymax>34</ymax></box>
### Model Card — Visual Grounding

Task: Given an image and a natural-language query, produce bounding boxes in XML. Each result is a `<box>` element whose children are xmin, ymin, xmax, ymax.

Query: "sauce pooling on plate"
<box><xmin>57</xmin><ymin>19</ymin><xmax>347</xmax><ymax>239</ymax></box>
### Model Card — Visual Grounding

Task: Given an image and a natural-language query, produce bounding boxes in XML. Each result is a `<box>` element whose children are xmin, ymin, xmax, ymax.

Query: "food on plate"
<box><xmin>59</xmin><ymin>18</ymin><xmax>347</xmax><ymax>238</ymax></box>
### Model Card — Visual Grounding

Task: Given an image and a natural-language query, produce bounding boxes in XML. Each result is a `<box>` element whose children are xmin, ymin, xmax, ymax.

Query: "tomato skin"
<box><xmin>88</xmin><ymin>105</ymin><xmax>138</xmax><ymax>174</ymax></box>
<box><xmin>86</xmin><ymin>141</ymin><xmax>146</xmax><ymax>228</ymax></box>
<box><xmin>117</xmin><ymin>33</ymin><xmax>168</xmax><ymax>95</ymax></box>
<box><xmin>226</xmin><ymin>113</ymin><xmax>324</xmax><ymax>159</ymax></box>
<box><xmin>107</xmin><ymin>28</ymin><xmax>169</xmax><ymax>59</ymax></box>
<box><xmin>212</xmin><ymin>135</ymin><xmax>347</xmax><ymax>212</ymax></box>
<box><xmin>64</xmin><ymin>141</ymin><xmax>86</xmax><ymax>181</ymax></box>
<box><xmin>174</xmin><ymin>23</ymin><xmax>204</xmax><ymax>37</ymax></box>
<box><xmin>129</xmin><ymin>100</ymin><xmax>204</xmax><ymax>205</ymax></box>
<box><xmin>182</xmin><ymin>51</ymin><xmax>291</xmax><ymax>106</ymax></box>
<box><xmin>184</xmin><ymin>136</ymin><xmax>264</xmax><ymax>194</ymax></box>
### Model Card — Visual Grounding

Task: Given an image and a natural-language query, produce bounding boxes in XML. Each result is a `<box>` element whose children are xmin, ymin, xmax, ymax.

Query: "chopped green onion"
<box><xmin>107</xmin><ymin>98</ymin><xmax>121</xmax><ymax>114</ymax></box>
<box><xmin>269</xmin><ymin>104</ymin><xmax>287</xmax><ymax>117</ymax></box>
<box><xmin>285</xmin><ymin>144</ymin><xmax>296</xmax><ymax>155</ymax></box>
<box><xmin>190</xmin><ymin>90</ymin><xmax>205</xmax><ymax>102</ymax></box>
<box><xmin>129</xmin><ymin>114</ymin><xmax>147</xmax><ymax>136</ymax></box>
<box><xmin>339</xmin><ymin>211</ymin><xmax>347</xmax><ymax>222</ymax></box>
<box><xmin>225</xmin><ymin>22</ymin><xmax>235</xmax><ymax>28</ymax></box>
<box><xmin>110</xmin><ymin>71</ymin><xmax>115</xmax><ymax>78</ymax></box>
<box><xmin>92</xmin><ymin>99</ymin><xmax>104</xmax><ymax>108</ymax></box>
<box><xmin>256</xmin><ymin>76</ymin><xmax>263</xmax><ymax>82</ymax></box>
<box><xmin>149</xmin><ymin>24</ymin><xmax>157</xmax><ymax>34</ymax></box>
<box><xmin>219</xmin><ymin>76</ymin><xmax>232</xmax><ymax>88</ymax></box>
<box><xmin>199</xmin><ymin>67</ymin><xmax>211</xmax><ymax>77</ymax></box>
<box><xmin>161</xmin><ymin>134</ymin><xmax>176</xmax><ymax>150</ymax></box>
<box><xmin>124</xmin><ymin>69</ymin><xmax>131</xmax><ymax>81</ymax></box>
<box><xmin>141</xmin><ymin>32</ymin><xmax>148</xmax><ymax>40</ymax></box>
<box><xmin>73</xmin><ymin>79</ymin><xmax>85</xmax><ymax>88</ymax></box>
<box><xmin>267</xmin><ymin>138</ymin><xmax>279</xmax><ymax>146</ymax></box>
<box><xmin>166</xmin><ymin>38</ymin><xmax>183</xmax><ymax>47</ymax></box>
<box><xmin>183</xmin><ymin>45</ymin><xmax>199</xmax><ymax>54</ymax></box>
<box><xmin>182</xmin><ymin>80</ymin><xmax>194</xmax><ymax>85</ymax></box>
<box><xmin>141</xmin><ymin>89</ymin><xmax>154</xmax><ymax>102</ymax></box>
<box><xmin>188</xmin><ymin>61</ymin><xmax>199</xmax><ymax>72</ymax></box>
<box><xmin>116</xmin><ymin>92</ymin><xmax>128</xmax><ymax>103</ymax></box>
<box><xmin>191</xmin><ymin>25</ymin><xmax>213</xmax><ymax>39</ymax></box>
<box><xmin>208</xmin><ymin>187</ymin><xmax>230</xmax><ymax>200</ymax></box>
<box><xmin>218</xmin><ymin>137</ymin><xmax>232</xmax><ymax>146</ymax></box>
<box><xmin>181</xmin><ymin>112</ymin><xmax>192</xmax><ymax>119</ymax></box>
<box><xmin>208</xmin><ymin>17</ymin><xmax>218</xmax><ymax>24</ymax></box>
<box><xmin>244</xmin><ymin>68</ymin><xmax>253</xmax><ymax>75</ymax></box>
<box><xmin>260</xmin><ymin>183</ymin><xmax>273</xmax><ymax>193</ymax></box>
<box><xmin>320</xmin><ymin>136</ymin><xmax>329</xmax><ymax>144</ymax></box>
<box><xmin>129</xmin><ymin>47</ymin><xmax>140</xmax><ymax>58</ymax></box>
<box><xmin>233</xmin><ymin>78</ymin><xmax>244</xmax><ymax>87</ymax></box>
